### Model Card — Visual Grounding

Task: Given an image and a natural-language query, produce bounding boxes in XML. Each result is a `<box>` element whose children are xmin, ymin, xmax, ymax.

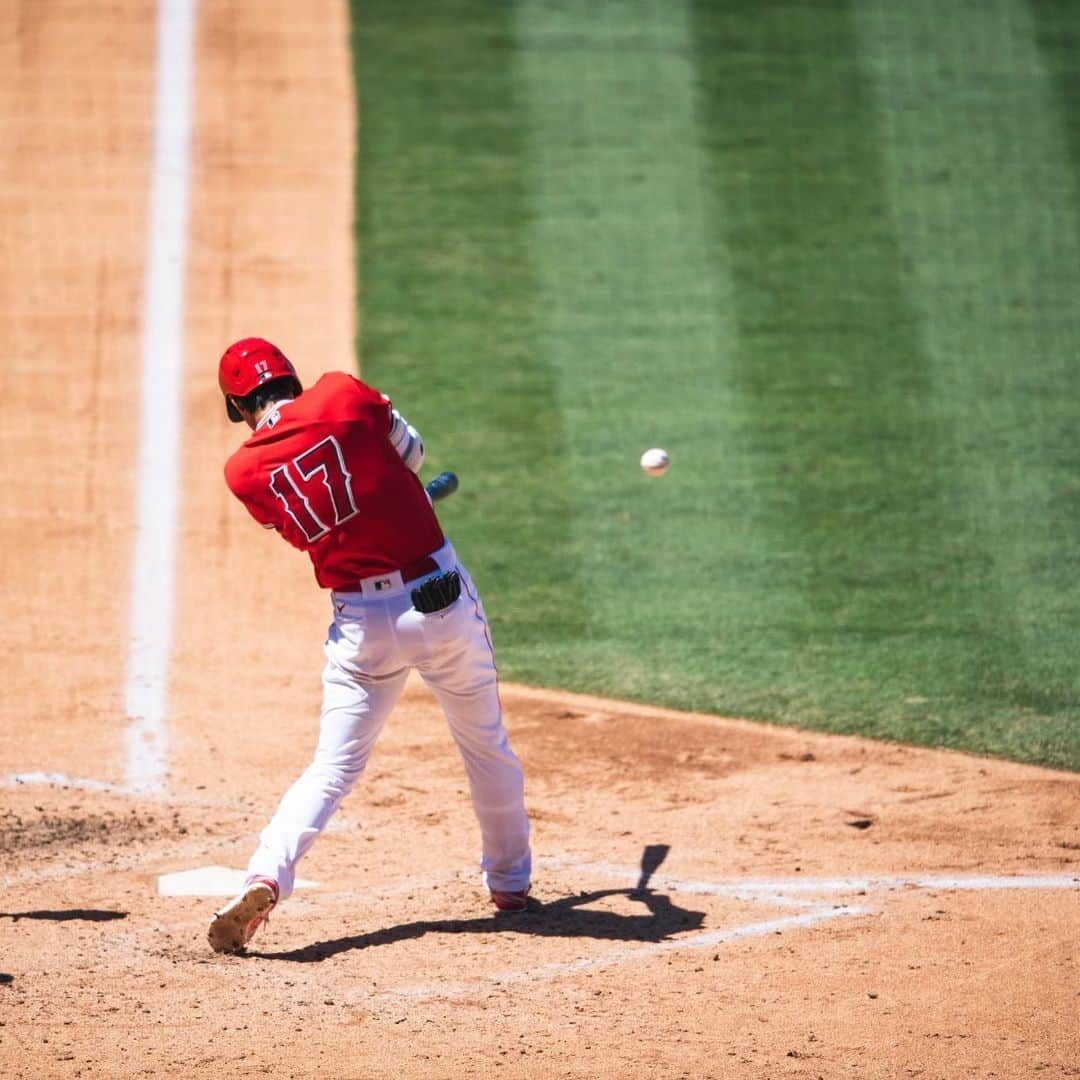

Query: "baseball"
<box><xmin>640</xmin><ymin>447</ymin><xmax>670</xmax><ymax>476</ymax></box>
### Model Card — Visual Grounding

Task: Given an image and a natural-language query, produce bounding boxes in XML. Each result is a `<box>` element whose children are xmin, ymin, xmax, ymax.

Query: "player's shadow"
<box><xmin>252</xmin><ymin>843</ymin><xmax>704</xmax><ymax>964</ymax></box>
<box><xmin>0</xmin><ymin>910</ymin><xmax>128</xmax><ymax>922</ymax></box>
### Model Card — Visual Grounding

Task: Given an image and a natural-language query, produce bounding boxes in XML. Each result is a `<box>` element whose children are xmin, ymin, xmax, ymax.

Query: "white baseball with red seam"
<box><xmin>640</xmin><ymin>447</ymin><xmax>670</xmax><ymax>476</ymax></box>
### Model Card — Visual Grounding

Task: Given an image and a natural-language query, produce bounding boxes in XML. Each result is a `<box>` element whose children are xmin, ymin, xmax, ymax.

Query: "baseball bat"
<box><xmin>425</xmin><ymin>470</ymin><xmax>459</xmax><ymax>502</ymax></box>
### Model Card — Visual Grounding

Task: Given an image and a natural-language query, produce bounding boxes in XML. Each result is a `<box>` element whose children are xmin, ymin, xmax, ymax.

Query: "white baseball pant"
<box><xmin>246</xmin><ymin>542</ymin><xmax>532</xmax><ymax>901</ymax></box>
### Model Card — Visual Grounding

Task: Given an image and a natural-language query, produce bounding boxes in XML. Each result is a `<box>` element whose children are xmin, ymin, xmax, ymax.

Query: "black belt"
<box><xmin>401</xmin><ymin>555</ymin><xmax>440</xmax><ymax>582</ymax></box>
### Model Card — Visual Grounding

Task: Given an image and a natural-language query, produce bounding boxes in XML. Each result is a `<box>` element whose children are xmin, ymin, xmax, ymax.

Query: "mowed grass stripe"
<box><xmin>349</xmin><ymin>1</ymin><xmax>586</xmax><ymax>644</ymax></box>
<box><xmin>855</xmin><ymin>0</ymin><xmax>1080</xmax><ymax>762</ymax></box>
<box><xmin>510</xmin><ymin>0</ymin><xmax>744</xmax><ymax>698</ymax></box>
<box><xmin>1028</xmin><ymin>1</ymin><xmax>1080</xmax><ymax>573</ymax></box>
<box><xmin>688</xmin><ymin>3</ymin><xmax>1007</xmax><ymax>743</ymax></box>
<box><xmin>1033</xmin><ymin>0</ymin><xmax>1080</xmax><ymax>179</ymax></box>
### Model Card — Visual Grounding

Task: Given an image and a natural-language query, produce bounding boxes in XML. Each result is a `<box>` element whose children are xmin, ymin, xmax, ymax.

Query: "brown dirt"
<box><xmin>1</xmin><ymin>3</ymin><xmax>1078</xmax><ymax>1078</ymax></box>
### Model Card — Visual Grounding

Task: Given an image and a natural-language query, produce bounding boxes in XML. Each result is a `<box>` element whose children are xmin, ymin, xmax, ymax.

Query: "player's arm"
<box><xmin>344</xmin><ymin>375</ymin><xmax>426</xmax><ymax>473</ymax></box>
<box><xmin>387</xmin><ymin>406</ymin><xmax>425</xmax><ymax>473</ymax></box>
<box><xmin>224</xmin><ymin>457</ymin><xmax>280</xmax><ymax>532</ymax></box>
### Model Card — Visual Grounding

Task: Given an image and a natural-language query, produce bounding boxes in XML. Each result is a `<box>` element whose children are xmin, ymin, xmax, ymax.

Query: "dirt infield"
<box><xmin>2</xmin><ymin>3</ymin><xmax>1078</xmax><ymax>1078</ymax></box>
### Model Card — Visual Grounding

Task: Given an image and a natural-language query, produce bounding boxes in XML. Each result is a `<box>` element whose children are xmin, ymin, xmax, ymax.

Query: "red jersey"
<box><xmin>224</xmin><ymin>372</ymin><xmax>445</xmax><ymax>589</ymax></box>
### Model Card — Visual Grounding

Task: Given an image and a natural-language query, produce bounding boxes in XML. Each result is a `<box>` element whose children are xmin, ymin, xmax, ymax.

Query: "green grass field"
<box><xmin>350</xmin><ymin>0</ymin><xmax>1080</xmax><ymax>770</ymax></box>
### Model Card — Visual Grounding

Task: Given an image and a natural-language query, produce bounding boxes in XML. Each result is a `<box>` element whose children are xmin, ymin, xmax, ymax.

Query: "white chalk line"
<box><xmin>123</xmin><ymin>0</ymin><xmax>197</xmax><ymax>794</ymax></box>
<box><xmin>537</xmin><ymin>856</ymin><xmax>1080</xmax><ymax>898</ymax></box>
<box><xmin>356</xmin><ymin>858</ymin><xmax>1079</xmax><ymax>1006</ymax></box>
<box><xmin>364</xmin><ymin>905</ymin><xmax>866</xmax><ymax>1008</ymax></box>
<box><xmin>4</xmin><ymin>837</ymin><xmax>1075</xmax><ymax>995</ymax></box>
<box><xmin>1</xmin><ymin>772</ymin><xmax>129</xmax><ymax>795</ymax></box>
<box><xmin>0</xmin><ymin>770</ymin><xmax>264</xmax><ymax>809</ymax></box>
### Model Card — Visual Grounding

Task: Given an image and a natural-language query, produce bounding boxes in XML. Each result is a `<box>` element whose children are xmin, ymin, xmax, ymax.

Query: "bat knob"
<box><xmin>426</xmin><ymin>470</ymin><xmax>459</xmax><ymax>502</ymax></box>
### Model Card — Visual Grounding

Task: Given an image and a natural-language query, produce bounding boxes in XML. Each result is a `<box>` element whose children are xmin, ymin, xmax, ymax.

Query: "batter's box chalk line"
<box><xmin>538</xmin><ymin>855</ymin><xmax>1080</xmax><ymax>902</ymax></box>
<box><xmin>1</xmin><ymin>772</ymin><xmax>130</xmax><ymax>794</ymax></box>
<box><xmin>355</xmin><ymin>853</ymin><xmax>1078</xmax><ymax>1007</ymax></box>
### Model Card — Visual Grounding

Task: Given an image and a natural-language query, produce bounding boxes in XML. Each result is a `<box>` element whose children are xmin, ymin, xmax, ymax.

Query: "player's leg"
<box><xmin>412</xmin><ymin>568</ymin><xmax>532</xmax><ymax>896</ymax></box>
<box><xmin>430</xmin><ymin>679</ymin><xmax>532</xmax><ymax>898</ymax></box>
<box><xmin>245</xmin><ymin>660</ymin><xmax>408</xmax><ymax>901</ymax></box>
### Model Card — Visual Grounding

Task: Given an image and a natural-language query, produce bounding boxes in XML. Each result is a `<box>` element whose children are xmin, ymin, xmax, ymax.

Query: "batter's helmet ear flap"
<box><xmin>218</xmin><ymin>337</ymin><xmax>299</xmax><ymax>422</ymax></box>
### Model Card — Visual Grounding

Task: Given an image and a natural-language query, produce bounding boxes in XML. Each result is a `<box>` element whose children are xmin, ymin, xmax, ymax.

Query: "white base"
<box><xmin>157</xmin><ymin>865</ymin><xmax>319</xmax><ymax>897</ymax></box>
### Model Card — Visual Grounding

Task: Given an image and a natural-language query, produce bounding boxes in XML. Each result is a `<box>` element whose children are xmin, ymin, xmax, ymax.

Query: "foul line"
<box><xmin>123</xmin><ymin>0</ymin><xmax>197</xmax><ymax>793</ymax></box>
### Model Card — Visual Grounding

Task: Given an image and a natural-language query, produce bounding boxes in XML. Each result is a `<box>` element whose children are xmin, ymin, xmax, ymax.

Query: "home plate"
<box><xmin>157</xmin><ymin>866</ymin><xmax>319</xmax><ymax>897</ymax></box>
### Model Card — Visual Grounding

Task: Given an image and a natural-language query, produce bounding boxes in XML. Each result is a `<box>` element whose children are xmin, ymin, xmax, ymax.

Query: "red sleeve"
<box><xmin>325</xmin><ymin>371</ymin><xmax>393</xmax><ymax>437</ymax></box>
<box><xmin>224</xmin><ymin>452</ymin><xmax>279</xmax><ymax>530</ymax></box>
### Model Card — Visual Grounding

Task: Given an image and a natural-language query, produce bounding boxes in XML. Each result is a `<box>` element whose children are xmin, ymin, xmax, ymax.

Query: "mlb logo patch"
<box><xmin>373</xmin><ymin>578</ymin><xmax>393</xmax><ymax>591</ymax></box>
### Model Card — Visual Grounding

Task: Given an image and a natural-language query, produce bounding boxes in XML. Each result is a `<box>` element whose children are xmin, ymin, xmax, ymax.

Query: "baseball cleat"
<box><xmin>490</xmin><ymin>887</ymin><xmax>531</xmax><ymax>913</ymax></box>
<box><xmin>208</xmin><ymin>878</ymin><xmax>278</xmax><ymax>954</ymax></box>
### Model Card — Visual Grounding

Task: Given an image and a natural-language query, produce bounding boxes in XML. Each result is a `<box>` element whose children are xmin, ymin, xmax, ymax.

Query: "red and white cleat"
<box><xmin>490</xmin><ymin>887</ymin><xmax>531</xmax><ymax>913</ymax></box>
<box><xmin>208</xmin><ymin>877</ymin><xmax>278</xmax><ymax>954</ymax></box>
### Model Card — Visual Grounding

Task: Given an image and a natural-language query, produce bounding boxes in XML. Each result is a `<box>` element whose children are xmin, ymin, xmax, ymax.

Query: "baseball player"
<box><xmin>208</xmin><ymin>338</ymin><xmax>532</xmax><ymax>954</ymax></box>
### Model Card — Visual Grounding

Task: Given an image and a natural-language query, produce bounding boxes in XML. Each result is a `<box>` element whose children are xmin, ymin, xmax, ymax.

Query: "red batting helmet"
<box><xmin>218</xmin><ymin>337</ymin><xmax>301</xmax><ymax>422</ymax></box>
